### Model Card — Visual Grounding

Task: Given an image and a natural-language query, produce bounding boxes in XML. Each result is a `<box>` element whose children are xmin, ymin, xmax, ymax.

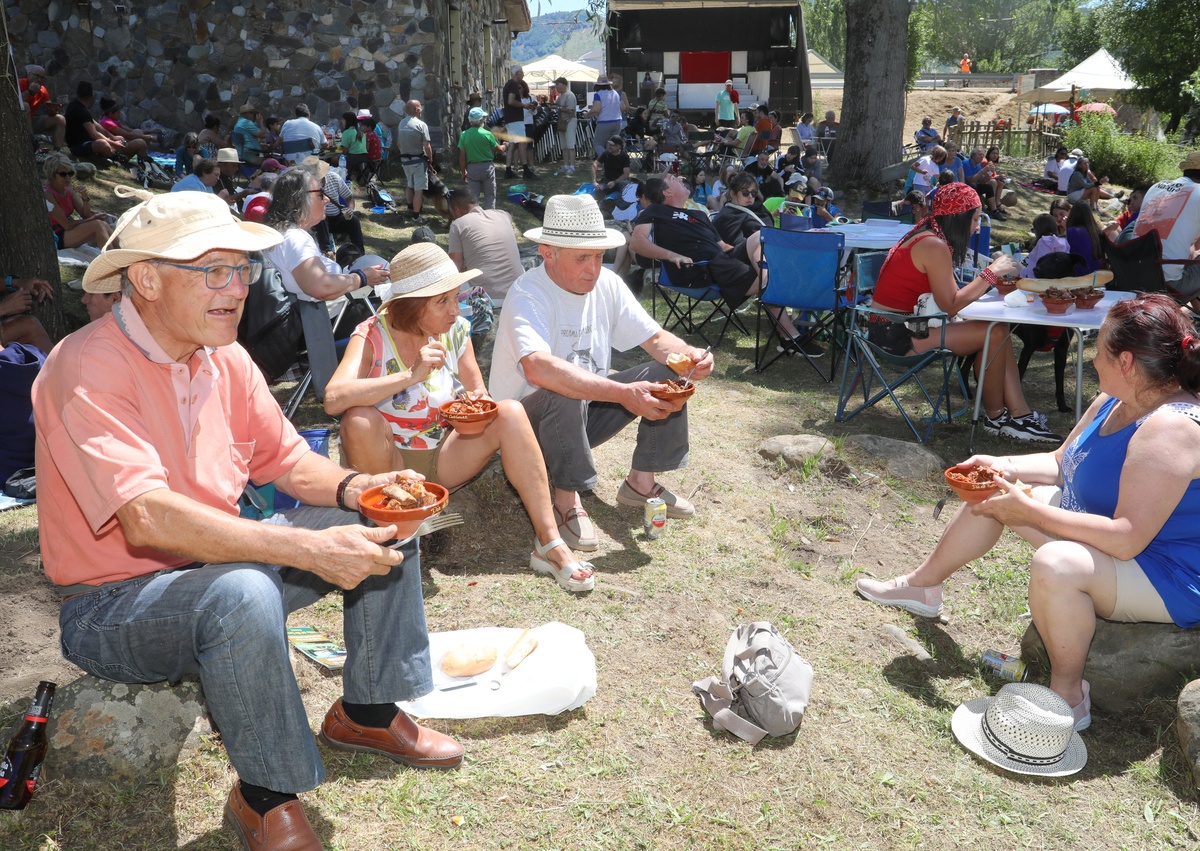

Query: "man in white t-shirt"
<box><xmin>489</xmin><ymin>195</ymin><xmax>713</xmax><ymax>551</ymax></box>
<box><xmin>1134</xmin><ymin>151</ymin><xmax>1200</xmax><ymax>297</ymax></box>
<box><xmin>279</xmin><ymin>104</ymin><xmax>326</xmax><ymax>164</ymax></box>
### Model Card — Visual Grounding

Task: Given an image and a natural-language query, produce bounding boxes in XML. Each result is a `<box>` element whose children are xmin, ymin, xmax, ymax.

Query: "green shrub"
<box><xmin>1062</xmin><ymin>114</ymin><xmax>1184</xmax><ymax>186</ymax></box>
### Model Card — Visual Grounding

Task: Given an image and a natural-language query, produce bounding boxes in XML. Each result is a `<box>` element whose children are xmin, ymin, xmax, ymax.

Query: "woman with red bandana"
<box><xmin>867</xmin><ymin>182</ymin><xmax>1061</xmax><ymax>443</ymax></box>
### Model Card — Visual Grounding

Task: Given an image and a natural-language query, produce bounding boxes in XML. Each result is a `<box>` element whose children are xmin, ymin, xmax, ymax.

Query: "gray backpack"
<box><xmin>692</xmin><ymin>622</ymin><xmax>814</xmax><ymax>745</ymax></box>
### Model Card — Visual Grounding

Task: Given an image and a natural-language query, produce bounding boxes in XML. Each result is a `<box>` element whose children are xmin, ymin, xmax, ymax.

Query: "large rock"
<box><xmin>1021</xmin><ymin>621</ymin><xmax>1200</xmax><ymax>712</ymax></box>
<box><xmin>758</xmin><ymin>434</ymin><xmax>852</xmax><ymax>480</ymax></box>
<box><xmin>47</xmin><ymin>676</ymin><xmax>212</xmax><ymax>782</ymax></box>
<box><xmin>1178</xmin><ymin>680</ymin><xmax>1200</xmax><ymax>791</ymax></box>
<box><xmin>841</xmin><ymin>434</ymin><xmax>944</xmax><ymax>480</ymax></box>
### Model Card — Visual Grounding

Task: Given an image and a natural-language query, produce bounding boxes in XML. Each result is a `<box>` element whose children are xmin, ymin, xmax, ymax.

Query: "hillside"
<box><xmin>512</xmin><ymin>9</ymin><xmax>604</xmax><ymax>64</ymax></box>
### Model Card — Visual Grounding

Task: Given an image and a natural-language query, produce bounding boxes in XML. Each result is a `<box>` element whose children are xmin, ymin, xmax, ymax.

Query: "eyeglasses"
<box><xmin>308</xmin><ymin>188</ymin><xmax>326</xmax><ymax>195</ymax></box>
<box><xmin>57</xmin><ymin>170</ymin><xmax>75</xmax><ymax>178</ymax></box>
<box><xmin>154</xmin><ymin>260</ymin><xmax>264</xmax><ymax>290</ymax></box>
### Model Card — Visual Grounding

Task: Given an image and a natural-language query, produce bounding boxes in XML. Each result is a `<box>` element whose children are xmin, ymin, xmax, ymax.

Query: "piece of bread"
<box><xmin>441</xmin><ymin>643</ymin><xmax>497</xmax><ymax>677</ymax></box>
<box><xmin>1017</xmin><ymin>270</ymin><xmax>1113</xmax><ymax>293</ymax></box>
<box><xmin>666</xmin><ymin>352</ymin><xmax>694</xmax><ymax>375</ymax></box>
<box><xmin>504</xmin><ymin>629</ymin><xmax>538</xmax><ymax>670</ymax></box>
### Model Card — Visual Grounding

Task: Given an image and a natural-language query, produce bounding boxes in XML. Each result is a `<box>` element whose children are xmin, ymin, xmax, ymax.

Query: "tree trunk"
<box><xmin>1</xmin><ymin>10</ymin><xmax>65</xmax><ymax>340</ymax></box>
<box><xmin>830</xmin><ymin>0</ymin><xmax>911</xmax><ymax>189</ymax></box>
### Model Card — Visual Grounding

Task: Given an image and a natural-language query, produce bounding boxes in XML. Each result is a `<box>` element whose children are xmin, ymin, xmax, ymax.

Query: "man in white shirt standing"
<box><xmin>396</xmin><ymin>99</ymin><xmax>433</xmax><ymax>221</ymax></box>
<box><xmin>489</xmin><ymin>195</ymin><xmax>713</xmax><ymax>552</ymax></box>
<box><xmin>553</xmin><ymin>77</ymin><xmax>579</xmax><ymax>175</ymax></box>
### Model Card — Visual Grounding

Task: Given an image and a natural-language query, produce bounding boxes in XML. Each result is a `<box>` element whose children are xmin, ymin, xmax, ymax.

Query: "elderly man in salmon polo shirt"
<box><xmin>32</xmin><ymin>193</ymin><xmax>462</xmax><ymax>851</ymax></box>
<box><xmin>489</xmin><ymin>194</ymin><xmax>714</xmax><ymax>551</ymax></box>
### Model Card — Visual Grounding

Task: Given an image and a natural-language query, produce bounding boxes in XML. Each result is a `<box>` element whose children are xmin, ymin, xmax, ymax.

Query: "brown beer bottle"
<box><xmin>0</xmin><ymin>681</ymin><xmax>56</xmax><ymax>810</ymax></box>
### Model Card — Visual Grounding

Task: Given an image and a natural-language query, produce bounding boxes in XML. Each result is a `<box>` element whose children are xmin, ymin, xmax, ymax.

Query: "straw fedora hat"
<box><xmin>384</xmin><ymin>243</ymin><xmax>480</xmax><ymax>301</ymax></box>
<box><xmin>1179</xmin><ymin>151</ymin><xmax>1200</xmax><ymax>171</ymax></box>
<box><xmin>524</xmin><ymin>195</ymin><xmax>625</xmax><ymax>250</ymax></box>
<box><xmin>239</xmin><ymin>103</ymin><xmax>258</xmax><ymax>115</ymax></box>
<box><xmin>81</xmin><ymin>193</ymin><xmax>282</xmax><ymax>293</ymax></box>
<box><xmin>951</xmin><ymin>683</ymin><xmax>1087</xmax><ymax>777</ymax></box>
<box><xmin>216</xmin><ymin>147</ymin><xmax>243</xmax><ymax>164</ymax></box>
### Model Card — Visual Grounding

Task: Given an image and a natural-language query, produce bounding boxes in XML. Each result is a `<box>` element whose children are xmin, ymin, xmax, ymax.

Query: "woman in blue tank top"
<box><xmin>856</xmin><ymin>293</ymin><xmax>1200</xmax><ymax>732</ymax></box>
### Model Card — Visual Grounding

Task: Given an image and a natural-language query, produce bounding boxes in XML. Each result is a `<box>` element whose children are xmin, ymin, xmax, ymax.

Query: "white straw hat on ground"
<box><xmin>384</xmin><ymin>243</ymin><xmax>480</xmax><ymax>301</ymax></box>
<box><xmin>951</xmin><ymin>682</ymin><xmax>1087</xmax><ymax>777</ymax></box>
<box><xmin>524</xmin><ymin>195</ymin><xmax>625</xmax><ymax>249</ymax></box>
<box><xmin>82</xmin><ymin>193</ymin><xmax>282</xmax><ymax>293</ymax></box>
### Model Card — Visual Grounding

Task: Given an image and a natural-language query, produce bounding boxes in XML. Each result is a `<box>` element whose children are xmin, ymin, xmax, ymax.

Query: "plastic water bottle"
<box><xmin>338</xmin><ymin>154</ymin><xmax>347</xmax><ymax>171</ymax></box>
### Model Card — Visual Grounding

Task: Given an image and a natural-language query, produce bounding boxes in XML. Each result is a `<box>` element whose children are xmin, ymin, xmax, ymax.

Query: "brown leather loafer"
<box><xmin>224</xmin><ymin>782</ymin><xmax>323</xmax><ymax>851</ymax></box>
<box><xmin>318</xmin><ymin>699</ymin><xmax>464</xmax><ymax>770</ymax></box>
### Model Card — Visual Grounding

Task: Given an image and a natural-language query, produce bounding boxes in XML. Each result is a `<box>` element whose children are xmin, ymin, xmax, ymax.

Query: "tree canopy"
<box><xmin>1096</xmin><ymin>0</ymin><xmax>1200</xmax><ymax>131</ymax></box>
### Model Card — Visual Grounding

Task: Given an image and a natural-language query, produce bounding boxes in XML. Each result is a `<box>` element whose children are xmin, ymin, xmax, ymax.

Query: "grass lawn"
<box><xmin>2</xmin><ymin>154</ymin><xmax>1197</xmax><ymax>850</ymax></box>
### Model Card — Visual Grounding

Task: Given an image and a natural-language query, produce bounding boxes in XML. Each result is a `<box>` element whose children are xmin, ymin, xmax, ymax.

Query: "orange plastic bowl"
<box><xmin>1039</xmin><ymin>295</ymin><xmax>1075</xmax><ymax>315</ymax></box>
<box><xmin>358</xmin><ymin>482</ymin><xmax>449</xmax><ymax>539</ymax></box>
<box><xmin>649</xmin><ymin>381</ymin><xmax>697</xmax><ymax>403</ymax></box>
<box><xmin>943</xmin><ymin>466</ymin><xmax>999</xmax><ymax>503</ymax></box>
<box><xmin>439</xmin><ymin>399</ymin><xmax>499</xmax><ymax>435</ymax></box>
<box><xmin>1074</xmin><ymin>290</ymin><xmax>1104</xmax><ymax>309</ymax></box>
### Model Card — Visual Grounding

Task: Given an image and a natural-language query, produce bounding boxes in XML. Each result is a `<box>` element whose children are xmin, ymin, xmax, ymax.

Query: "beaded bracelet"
<box><xmin>335</xmin><ymin>472</ymin><xmax>365</xmax><ymax>511</ymax></box>
<box><xmin>978</xmin><ymin>268</ymin><xmax>1000</xmax><ymax>290</ymax></box>
<box><xmin>352</xmin><ymin>269</ymin><xmax>368</xmax><ymax>289</ymax></box>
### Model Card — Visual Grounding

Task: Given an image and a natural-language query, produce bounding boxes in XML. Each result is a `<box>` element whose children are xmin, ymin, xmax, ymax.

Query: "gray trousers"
<box><xmin>519</xmin><ymin>360</ymin><xmax>689</xmax><ymax>493</ymax></box>
<box><xmin>466</xmin><ymin>161</ymin><xmax>497</xmax><ymax>209</ymax></box>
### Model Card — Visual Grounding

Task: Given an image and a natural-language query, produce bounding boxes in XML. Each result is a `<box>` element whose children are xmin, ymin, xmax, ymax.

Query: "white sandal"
<box><xmin>530</xmin><ymin>537</ymin><xmax>595</xmax><ymax>593</ymax></box>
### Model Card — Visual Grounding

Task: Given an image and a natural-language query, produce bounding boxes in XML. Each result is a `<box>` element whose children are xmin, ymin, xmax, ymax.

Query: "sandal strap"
<box><xmin>534</xmin><ymin>536</ymin><xmax>567</xmax><ymax>558</ymax></box>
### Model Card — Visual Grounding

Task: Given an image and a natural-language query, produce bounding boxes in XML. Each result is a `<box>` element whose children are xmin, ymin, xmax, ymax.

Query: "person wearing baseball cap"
<box><xmin>457</xmin><ymin>106</ymin><xmax>506</xmax><ymax>209</ymax></box>
<box><xmin>489</xmin><ymin>194</ymin><xmax>714</xmax><ymax>550</ymax></box>
<box><xmin>715</xmin><ymin>79</ymin><xmax>739</xmax><ymax>129</ymax></box>
<box><xmin>34</xmin><ymin>191</ymin><xmax>463</xmax><ymax>850</ymax></box>
<box><xmin>865</xmin><ymin>181</ymin><xmax>1060</xmax><ymax>442</ymax></box>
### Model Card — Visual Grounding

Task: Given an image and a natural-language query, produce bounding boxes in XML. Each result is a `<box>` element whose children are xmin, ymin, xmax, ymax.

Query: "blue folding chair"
<box><xmin>651</xmin><ymin>260</ymin><xmax>749</xmax><ymax>348</ymax></box>
<box><xmin>755</xmin><ymin>228</ymin><xmax>847</xmax><ymax>380</ymax></box>
<box><xmin>836</xmin><ymin>303</ymin><xmax>968</xmax><ymax>443</ymax></box>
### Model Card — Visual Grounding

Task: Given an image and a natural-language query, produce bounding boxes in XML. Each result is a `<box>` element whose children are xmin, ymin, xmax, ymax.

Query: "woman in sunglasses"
<box><xmin>42</xmin><ymin>152</ymin><xmax>112</xmax><ymax>250</ymax></box>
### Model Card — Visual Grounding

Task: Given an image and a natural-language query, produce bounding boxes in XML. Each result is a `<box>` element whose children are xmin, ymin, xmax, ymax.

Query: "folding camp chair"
<box><xmin>754</xmin><ymin>228</ymin><xmax>847</xmax><ymax>380</ymax></box>
<box><xmin>718</xmin><ymin>132</ymin><xmax>756</xmax><ymax>172</ymax></box>
<box><xmin>281</xmin><ymin>284</ymin><xmax>380</xmax><ymax>420</ymax></box>
<box><xmin>651</xmin><ymin>260</ymin><xmax>749</xmax><ymax>348</ymax></box>
<box><xmin>1106</xmin><ymin>230</ymin><xmax>1169</xmax><ymax>294</ymax></box>
<box><xmin>836</xmin><ymin>304</ymin><xmax>967</xmax><ymax>443</ymax></box>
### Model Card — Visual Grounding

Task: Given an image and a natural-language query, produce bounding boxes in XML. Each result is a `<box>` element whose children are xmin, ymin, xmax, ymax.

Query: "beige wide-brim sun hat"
<box><xmin>950</xmin><ymin>682</ymin><xmax>1087</xmax><ymax>777</ymax></box>
<box><xmin>384</xmin><ymin>243</ymin><xmax>480</xmax><ymax>301</ymax></box>
<box><xmin>301</xmin><ymin>156</ymin><xmax>330</xmax><ymax>178</ymax></box>
<box><xmin>81</xmin><ymin>193</ymin><xmax>282</xmax><ymax>293</ymax></box>
<box><xmin>524</xmin><ymin>194</ymin><xmax>626</xmax><ymax>250</ymax></box>
<box><xmin>1179</xmin><ymin>151</ymin><xmax>1200</xmax><ymax>171</ymax></box>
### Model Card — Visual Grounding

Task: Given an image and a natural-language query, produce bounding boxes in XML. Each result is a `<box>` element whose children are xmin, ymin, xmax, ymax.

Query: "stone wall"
<box><xmin>6</xmin><ymin>0</ymin><xmax>519</xmax><ymax>151</ymax></box>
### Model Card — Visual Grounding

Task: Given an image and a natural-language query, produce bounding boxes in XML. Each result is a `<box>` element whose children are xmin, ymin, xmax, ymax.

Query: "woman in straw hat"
<box><xmin>324</xmin><ymin>243</ymin><xmax>595</xmax><ymax>592</ymax></box>
<box><xmin>859</xmin><ymin>293</ymin><xmax>1200</xmax><ymax>731</ymax></box>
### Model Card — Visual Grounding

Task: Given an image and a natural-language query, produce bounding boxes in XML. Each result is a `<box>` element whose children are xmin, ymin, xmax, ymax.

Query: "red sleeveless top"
<box><xmin>872</xmin><ymin>232</ymin><xmax>941</xmax><ymax>313</ymax></box>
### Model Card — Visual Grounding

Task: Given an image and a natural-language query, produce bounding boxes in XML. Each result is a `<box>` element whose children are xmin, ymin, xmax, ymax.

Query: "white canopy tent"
<box><xmin>1015</xmin><ymin>49</ymin><xmax>1135</xmax><ymax>104</ymax></box>
<box><xmin>520</xmin><ymin>54</ymin><xmax>600</xmax><ymax>86</ymax></box>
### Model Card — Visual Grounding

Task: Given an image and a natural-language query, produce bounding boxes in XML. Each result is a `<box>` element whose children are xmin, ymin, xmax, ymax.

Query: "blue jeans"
<box><xmin>519</xmin><ymin>359</ymin><xmax>689</xmax><ymax>493</ymax></box>
<box><xmin>57</xmin><ymin>505</ymin><xmax>432</xmax><ymax>793</ymax></box>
